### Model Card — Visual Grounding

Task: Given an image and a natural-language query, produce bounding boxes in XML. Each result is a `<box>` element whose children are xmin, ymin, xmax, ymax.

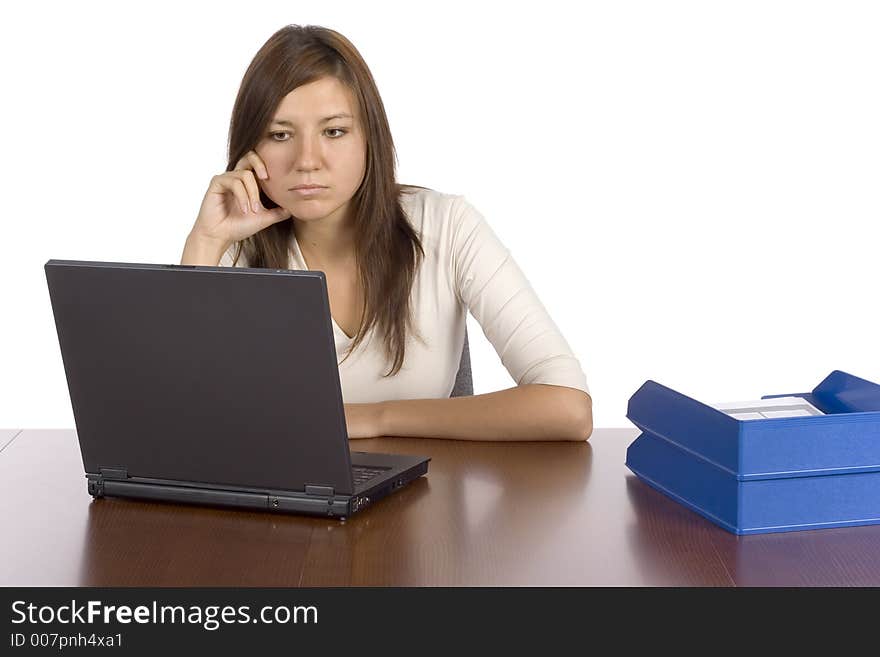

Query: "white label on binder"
<box><xmin>711</xmin><ymin>396</ymin><xmax>825</xmax><ymax>420</ymax></box>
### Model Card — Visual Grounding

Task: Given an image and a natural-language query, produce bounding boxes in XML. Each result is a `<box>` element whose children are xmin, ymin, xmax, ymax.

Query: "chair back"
<box><xmin>450</xmin><ymin>328</ymin><xmax>474</xmax><ymax>397</ymax></box>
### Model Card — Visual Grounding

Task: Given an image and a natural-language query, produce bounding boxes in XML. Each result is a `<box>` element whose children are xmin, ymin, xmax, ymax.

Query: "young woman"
<box><xmin>181</xmin><ymin>25</ymin><xmax>592</xmax><ymax>441</ymax></box>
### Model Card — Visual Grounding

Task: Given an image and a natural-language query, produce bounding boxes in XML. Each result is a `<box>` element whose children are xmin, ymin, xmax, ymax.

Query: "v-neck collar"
<box><xmin>288</xmin><ymin>233</ymin><xmax>356</xmax><ymax>342</ymax></box>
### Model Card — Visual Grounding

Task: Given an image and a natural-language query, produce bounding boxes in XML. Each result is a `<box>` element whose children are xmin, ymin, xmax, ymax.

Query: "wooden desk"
<box><xmin>2</xmin><ymin>428</ymin><xmax>879</xmax><ymax>586</ymax></box>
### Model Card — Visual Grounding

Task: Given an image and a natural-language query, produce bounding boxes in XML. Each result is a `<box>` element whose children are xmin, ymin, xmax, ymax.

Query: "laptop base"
<box><xmin>87</xmin><ymin>459</ymin><xmax>429</xmax><ymax>519</ymax></box>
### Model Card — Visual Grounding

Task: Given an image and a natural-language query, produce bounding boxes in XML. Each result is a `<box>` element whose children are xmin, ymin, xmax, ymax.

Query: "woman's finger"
<box><xmin>233</xmin><ymin>150</ymin><xmax>269</xmax><ymax>180</ymax></box>
<box><xmin>246</xmin><ymin>151</ymin><xmax>269</xmax><ymax>180</ymax></box>
<box><xmin>227</xmin><ymin>178</ymin><xmax>250</xmax><ymax>216</ymax></box>
<box><xmin>229</xmin><ymin>169</ymin><xmax>263</xmax><ymax>213</ymax></box>
<box><xmin>208</xmin><ymin>174</ymin><xmax>247</xmax><ymax>215</ymax></box>
<box><xmin>232</xmin><ymin>153</ymin><xmax>252</xmax><ymax>171</ymax></box>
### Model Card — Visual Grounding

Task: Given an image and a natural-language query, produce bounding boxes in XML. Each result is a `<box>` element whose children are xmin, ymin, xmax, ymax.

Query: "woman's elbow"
<box><xmin>563</xmin><ymin>391</ymin><xmax>593</xmax><ymax>441</ymax></box>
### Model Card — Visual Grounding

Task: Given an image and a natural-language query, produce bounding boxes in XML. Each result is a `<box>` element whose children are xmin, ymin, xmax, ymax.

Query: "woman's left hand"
<box><xmin>343</xmin><ymin>403</ymin><xmax>385</xmax><ymax>439</ymax></box>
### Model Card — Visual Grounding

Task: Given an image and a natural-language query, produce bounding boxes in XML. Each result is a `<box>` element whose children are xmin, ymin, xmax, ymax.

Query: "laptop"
<box><xmin>44</xmin><ymin>259</ymin><xmax>430</xmax><ymax>519</ymax></box>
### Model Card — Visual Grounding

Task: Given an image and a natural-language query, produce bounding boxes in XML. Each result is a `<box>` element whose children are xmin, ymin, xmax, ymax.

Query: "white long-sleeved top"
<box><xmin>219</xmin><ymin>187</ymin><xmax>589</xmax><ymax>402</ymax></box>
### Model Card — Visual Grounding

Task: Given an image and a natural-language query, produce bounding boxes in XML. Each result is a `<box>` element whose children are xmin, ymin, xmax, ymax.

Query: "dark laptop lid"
<box><xmin>45</xmin><ymin>259</ymin><xmax>355</xmax><ymax>496</ymax></box>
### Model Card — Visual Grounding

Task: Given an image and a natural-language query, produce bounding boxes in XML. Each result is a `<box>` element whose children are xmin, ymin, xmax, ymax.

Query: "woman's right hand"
<box><xmin>189</xmin><ymin>150</ymin><xmax>292</xmax><ymax>249</ymax></box>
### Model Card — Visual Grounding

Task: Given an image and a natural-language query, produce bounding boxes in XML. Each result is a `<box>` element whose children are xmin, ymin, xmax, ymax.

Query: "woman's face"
<box><xmin>256</xmin><ymin>76</ymin><xmax>367</xmax><ymax>225</ymax></box>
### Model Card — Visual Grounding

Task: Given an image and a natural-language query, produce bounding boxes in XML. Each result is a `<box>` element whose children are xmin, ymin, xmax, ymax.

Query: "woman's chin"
<box><xmin>290</xmin><ymin>211</ymin><xmax>325</xmax><ymax>222</ymax></box>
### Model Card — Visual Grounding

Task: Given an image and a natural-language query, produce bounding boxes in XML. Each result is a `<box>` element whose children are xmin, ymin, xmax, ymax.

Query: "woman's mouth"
<box><xmin>289</xmin><ymin>185</ymin><xmax>327</xmax><ymax>197</ymax></box>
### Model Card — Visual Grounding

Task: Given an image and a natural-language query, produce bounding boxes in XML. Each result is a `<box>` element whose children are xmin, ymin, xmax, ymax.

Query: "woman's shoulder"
<box><xmin>399</xmin><ymin>184</ymin><xmax>461</xmax><ymax>211</ymax></box>
<box><xmin>398</xmin><ymin>185</ymin><xmax>477</xmax><ymax>234</ymax></box>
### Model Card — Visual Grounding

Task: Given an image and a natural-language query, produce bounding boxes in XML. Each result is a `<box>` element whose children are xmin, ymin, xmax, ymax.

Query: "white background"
<box><xmin>2</xmin><ymin>0</ymin><xmax>878</xmax><ymax>430</ymax></box>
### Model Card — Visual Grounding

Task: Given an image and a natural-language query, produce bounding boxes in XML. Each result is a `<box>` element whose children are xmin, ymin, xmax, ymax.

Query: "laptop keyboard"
<box><xmin>352</xmin><ymin>466</ymin><xmax>387</xmax><ymax>487</ymax></box>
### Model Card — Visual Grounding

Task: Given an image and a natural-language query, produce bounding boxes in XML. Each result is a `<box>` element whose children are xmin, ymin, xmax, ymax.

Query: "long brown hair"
<box><xmin>227</xmin><ymin>25</ymin><xmax>424</xmax><ymax>376</ymax></box>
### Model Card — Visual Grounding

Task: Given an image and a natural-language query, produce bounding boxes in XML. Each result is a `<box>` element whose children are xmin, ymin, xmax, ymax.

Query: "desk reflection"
<box><xmin>77</xmin><ymin>497</ymin><xmax>315</xmax><ymax>586</ymax></box>
<box><xmin>302</xmin><ymin>439</ymin><xmax>594</xmax><ymax>586</ymax></box>
<box><xmin>624</xmin><ymin>475</ymin><xmax>734</xmax><ymax>586</ymax></box>
<box><xmin>712</xmin><ymin>523</ymin><xmax>880</xmax><ymax>586</ymax></box>
<box><xmin>624</xmin><ymin>473</ymin><xmax>880</xmax><ymax>586</ymax></box>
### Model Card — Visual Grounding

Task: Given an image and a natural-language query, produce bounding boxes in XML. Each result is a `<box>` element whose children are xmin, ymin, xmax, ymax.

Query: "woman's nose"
<box><xmin>294</xmin><ymin>134</ymin><xmax>320</xmax><ymax>171</ymax></box>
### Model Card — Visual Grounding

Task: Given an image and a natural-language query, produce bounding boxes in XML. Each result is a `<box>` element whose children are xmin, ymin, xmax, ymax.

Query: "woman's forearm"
<box><xmin>377</xmin><ymin>384</ymin><xmax>592</xmax><ymax>441</ymax></box>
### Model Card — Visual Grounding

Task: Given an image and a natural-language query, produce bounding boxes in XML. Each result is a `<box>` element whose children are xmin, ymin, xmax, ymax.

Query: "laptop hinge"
<box><xmin>99</xmin><ymin>467</ymin><xmax>129</xmax><ymax>480</ymax></box>
<box><xmin>305</xmin><ymin>485</ymin><xmax>335</xmax><ymax>497</ymax></box>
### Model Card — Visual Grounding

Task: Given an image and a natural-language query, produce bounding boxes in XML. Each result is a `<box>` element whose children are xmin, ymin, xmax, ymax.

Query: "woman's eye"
<box><xmin>269</xmin><ymin>129</ymin><xmax>346</xmax><ymax>141</ymax></box>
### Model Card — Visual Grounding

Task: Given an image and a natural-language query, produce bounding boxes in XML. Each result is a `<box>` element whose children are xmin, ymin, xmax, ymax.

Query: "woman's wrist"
<box><xmin>376</xmin><ymin>400</ymin><xmax>391</xmax><ymax>437</ymax></box>
<box><xmin>181</xmin><ymin>231</ymin><xmax>228</xmax><ymax>266</ymax></box>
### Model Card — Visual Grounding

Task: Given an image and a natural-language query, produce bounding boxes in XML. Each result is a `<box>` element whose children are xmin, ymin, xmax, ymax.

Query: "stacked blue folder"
<box><xmin>625</xmin><ymin>370</ymin><xmax>880</xmax><ymax>535</ymax></box>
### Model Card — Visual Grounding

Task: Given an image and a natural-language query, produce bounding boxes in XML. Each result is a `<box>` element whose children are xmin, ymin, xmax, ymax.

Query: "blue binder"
<box><xmin>625</xmin><ymin>370</ymin><xmax>880</xmax><ymax>535</ymax></box>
